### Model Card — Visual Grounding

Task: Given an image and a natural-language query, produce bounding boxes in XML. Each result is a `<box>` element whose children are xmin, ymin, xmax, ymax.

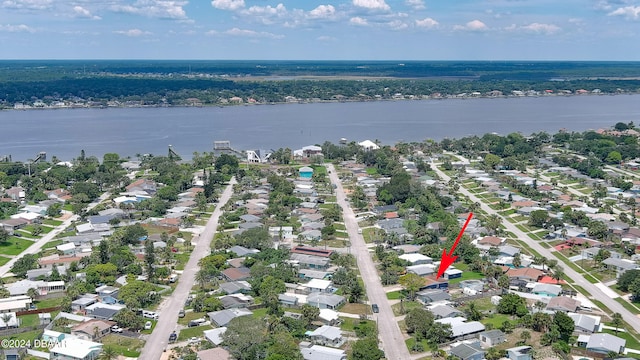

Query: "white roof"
<box><xmin>306</xmin><ymin>279</ymin><xmax>332</xmax><ymax>290</ymax></box>
<box><xmin>445</xmin><ymin>268</ymin><xmax>463</xmax><ymax>275</ymax></box>
<box><xmin>113</xmin><ymin>195</ymin><xmax>137</xmax><ymax>204</ymax></box>
<box><xmin>57</xmin><ymin>243</ymin><xmax>76</xmax><ymax>252</ymax></box>
<box><xmin>50</xmin><ymin>338</ymin><xmax>103</xmax><ymax>358</ymax></box>
<box><xmin>301</xmin><ymin>345</ymin><xmax>346</xmax><ymax>360</ymax></box>
<box><xmin>309</xmin><ymin>325</ymin><xmax>342</xmax><ymax>340</ymax></box>
<box><xmin>302</xmin><ymin>145</ymin><xmax>322</xmax><ymax>151</ymax></box>
<box><xmin>319</xmin><ymin>309</ymin><xmax>339</xmax><ymax>322</ymax></box>
<box><xmin>11</xmin><ymin>212</ymin><xmax>41</xmax><ymax>221</ymax></box>
<box><xmin>203</xmin><ymin>327</ymin><xmax>227</xmax><ymax>345</ymax></box>
<box><xmin>76</xmin><ymin>223</ymin><xmax>93</xmax><ymax>233</ymax></box>
<box><xmin>399</xmin><ymin>253</ymin><xmax>432</xmax><ymax>263</ymax></box>
<box><xmin>358</xmin><ymin>140</ymin><xmax>380</xmax><ymax>150</ymax></box>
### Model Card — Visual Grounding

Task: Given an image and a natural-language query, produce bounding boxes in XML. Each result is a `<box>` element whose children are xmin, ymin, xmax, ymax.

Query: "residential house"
<box><xmin>307</xmin><ymin>293</ymin><xmax>345</xmax><ymax>310</ymax></box>
<box><xmin>125</xmin><ymin>178</ymin><xmax>157</xmax><ymax>195</ymax></box>
<box><xmin>444</xmin><ymin>268</ymin><xmax>463</xmax><ymax>280</ymax></box>
<box><xmin>546</xmin><ymin>296</ymin><xmax>581</xmax><ymax>313</ymax></box>
<box><xmin>305</xmin><ymin>279</ymin><xmax>333</xmax><ymax>293</ymax></box>
<box><xmin>290</xmin><ymin>254</ymin><xmax>331</xmax><ymax>270</ymax></box>
<box><xmin>603</xmin><ymin>258</ymin><xmax>640</xmax><ymax>277</ymax></box>
<box><xmin>218</xmin><ymin>281</ymin><xmax>252</xmax><ymax>295</ymax></box>
<box><xmin>437</xmin><ymin>318</ymin><xmax>486</xmax><ymax>339</ymax></box>
<box><xmin>0</xmin><ymin>295</ymin><xmax>32</xmax><ymax>312</ymax></box>
<box><xmin>430</xmin><ymin>305</ymin><xmax>463</xmax><ymax>319</ymax></box>
<box><xmin>531</xmin><ymin>283</ymin><xmax>562</xmax><ymax>297</ymax></box>
<box><xmin>399</xmin><ymin>253</ymin><xmax>432</xmax><ymax>265</ymax></box>
<box><xmin>583</xmin><ymin>333</ymin><xmax>626</xmax><ymax>354</ymax></box>
<box><xmin>479</xmin><ymin>329</ymin><xmax>506</xmax><ymax>347</ymax></box>
<box><xmin>299</xmin><ymin>269</ymin><xmax>331</xmax><ymax>281</ymax></box>
<box><xmin>26</xmin><ymin>266</ymin><xmax>66</xmax><ymax>280</ymax></box>
<box><xmin>318</xmin><ymin>309</ymin><xmax>341</xmax><ymax>326</ymax></box>
<box><xmin>392</xmin><ymin>244</ymin><xmax>422</xmax><ymax>254</ymax></box>
<box><xmin>71</xmin><ymin>297</ymin><xmax>98</xmax><ymax>312</ymax></box>
<box><xmin>197</xmin><ymin>348</ymin><xmax>231</xmax><ymax>360</ymax></box>
<box><xmin>218</xmin><ymin>291</ymin><xmax>252</xmax><ymax>307</ymax></box>
<box><xmin>0</xmin><ymin>218</ymin><xmax>28</xmax><ymax>234</ymax></box>
<box><xmin>569</xmin><ymin>313</ymin><xmax>601</xmax><ymax>333</ymax></box>
<box><xmin>450</xmin><ymin>341</ymin><xmax>485</xmax><ymax>360</ymax></box>
<box><xmin>477</xmin><ymin>236</ymin><xmax>504</xmax><ymax>247</ymax></box>
<box><xmin>407</xmin><ymin>264</ymin><xmax>435</xmax><ymax>277</ymax></box>
<box><xmin>50</xmin><ymin>337</ymin><xmax>103</xmax><ymax>360</ymax></box>
<box><xmin>278</xmin><ymin>294</ymin><xmax>300</xmax><ymax>307</ymax></box>
<box><xmin>300</xmin><ymin>229</ymin><xmax>322</xmax><ymax>241</ymax></box>
<box><xmin>203</xmin><ymin>327</ymin><xmax>227</xmax><ymax>346</ymax></box>
<box><xmin>300</xmin><ymin>344</ymin><xmax>346</xmax><ymax>360</ymax></box>
<box><xmin>307</xmin><ymin>325</ymin><xmax>345</xmax><ymax>347</ymax></box>
<box><xmin>208</xmin><ymin>308</ymin><xmax>253</xmax><ymax>327</ymax></box>
<box><xmin>221</xmin><ymin>267</ymin><xmax>252</xmax><ymax>282</ymax></box>
<box><xmin>71</xmin><ymin>319</ymin><xmax>115</xmax><ymax>341</ymax></box>
<box><xmin>85</xmin><ymin>303</ymin><xmax>124</xmax><ymax>321</ymax></box>
<box><xmin>506</xmin><ymin>346</ymin><xmax>533</xmax><ymax>360</ymax></box>
<box><xmin>416</xmin><ymin>289</ymin><xmax>451</xmax><ymax>305</ymax></box>
<box><xmin>506</xmin><ymin>268</ymin><xmax>543</xmax><ymax>282</ymax></box>
<box><xmin>6</xmin><ymin>279</ymin><xmax>65</xmax><ymax>297</ymax></box>
<box><xmin>228</xmin><ymin>246</ymin><xmax>260</xmax><ymax>257</ymax></box>
<box><xmin>291</xmin><ymin>246</ymin><xmax>333</xmax><ymax>257</ymax></box>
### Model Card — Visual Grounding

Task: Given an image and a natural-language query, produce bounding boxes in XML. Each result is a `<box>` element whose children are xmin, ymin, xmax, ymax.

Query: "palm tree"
<box><xmin>512</xmin><ymin>253</ymin><xmax>522</xmax><ymax>268</ymax></box>
<box><xmin>27</xmin><ymin>287</ymin><xmax>38</xmax><ymax>300</ymax></box>
<box><xmin>99</xmin><ymin>346</ymin><xmax>118</xmax><ymax>360</ymax></box>
<box><xmin>612</xmin><ymin>313</ymin><xmax>623</xmax><ymax>334</ymax></box>
<box><xmin>0</xmin><ymin>287</ymin><xmax>10</xmax><ymax>299</ymax></box>
<box><xmin>552</xmin><ymin>266</ymin><xmax>565</xmax><ymax>284</ymax></box>
<box><xmin>520</xmin><ymin>330</ymin><xmax>531</xmax><ymax>344</ymax></box>
<box><xmin>0</xmin><ymin>313</ymin><xmax>13</xmax><ymax>329</ymax></box>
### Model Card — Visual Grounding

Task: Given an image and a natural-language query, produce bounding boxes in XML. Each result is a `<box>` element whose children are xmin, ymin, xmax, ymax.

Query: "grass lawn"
<box><xmin>178</xmin><ymin>325</ymin><xmax>213</xmax><ymax>341</ymax></box>
<box><xmin>19</xmin><ymin>314</ymin><xmax>40</xmax><ymax>328</ymax></box>
<box><xmin>362</xmin><ymin>227</ymin><xmax>378</xmax><ymax>243</ymax></box>
<box><xmin>3</xmin><ymin>329</ymin><xmax>42</xmax><ymax>343</ymax></box>
<box><xmin>391</xmin><ymin>301</ymin><xmax>422</xmax><ymax>317</ymax></box>
<box><xmin>615</xmin><ymin>297</ymin><xmax>640</xmax><ymax>315</ymax></box>
<box><xmin>365</xmin><ymin>167</ymin><xmax>378</xmax><ymax>175</ymax></box>
<box><xmin>43</xmin><ymin>219</ymin><xmax>64</xmax><ymax>226</ymax></box>
<box><xmin>386</xmin><ymin>291</ymin><xmax>405</xmax><ymax>300</ymax></box>
<box><xmin>35</xmin><ymin>297</ymin><xmax>64</xmax><ymax>309</ymax></box>
<box><xmin>24</xmin><ymin>224</ymin><xmax>53</xmax><ymax>234</ymax></box>
<box><xmin>325</xmin><ymin>196</ymin><xmax>337</xmax><ymax>202</ymax></box>
<box><xmin>102</xmin><ymin>334</ymin><xmax>145</xmax><ymax>357</ymax></box>
<box><xmin>174</xmin><ymin>253</ymin><xmax>190</xmax><ymax>270</ymax></box>
<box><xmin>43</xmin><ymin>239</ymin><xmax>64</xmax><ymax>249</ymax></box>
<box><xmin>405</xmin><ymin>337</ymin><xmax>431</xmax><ymax>353</ymax></box>
<box><xmin>0</xmin><ymin>237</ymin><xmax>34</xmax><ymax>256</ymax></box>
<box><xmin>448</xmin><ymin>271</ymin><xmax>485</xmax><ymax>284</ymax></box>
<box><xmin>252</xmin><ymin>308</ymin><xmax>268</xmax><ymax>319</ymax></box>
<box><xmin>0</xmin><ymin>255</ymin><xmax>11</xmax><ymax>266</ymax></box>
<box><xmin>340</xmin><ymin>303</ymin><xmax>371</xmax><ymax>316</ymax></box>
<box><xmin>333</xmin><ymin>223</ymin><xmax>346</xmax><ymax>230</ymax></box>
<box><xmin>461</xmin><ymin>297</ymin><xmax>494</xmax><ymax>312</ymax></box>
<box><xmin>481</xmin><ymin>314</ymin><xmax>511</xmax><ymax>328</ymax></box>
<box><xmin>177</xmin><ymin>311</ymin><xmax>208</xmax><ymax>326</ymax></box>
<box><xmin>62</xmin><ymin>204</ymin><xmax>73</xmax><ymax>211</ymax></box>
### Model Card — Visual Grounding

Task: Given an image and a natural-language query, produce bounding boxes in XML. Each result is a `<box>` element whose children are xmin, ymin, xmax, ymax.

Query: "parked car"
<box><xmin>169</xmin><ymin>332</ymin><xmax>177</xmax><ymax>342</ymax></box>
<box><xmin>178</xmin><ymin>309</ymin><xmax>185</xmax><ymax>318</ymax></box>
<box><xmin>142</xmin><ymin>310</ymin><xmax>158</xmax><ymax>320</ymax></box>
<box><xmin>188</xmin><ymin>337</ymin><xmax>200</xmax><ymax>344</ymax></box>
<box><xmin>111</xmin><ymin>326</ymin><xmax>123</xmax><ymax>333</ymax></box>
<box><xmin>144</xmin><ymin>321</ymin><xmax>152</xmax><ymax>330</ymax></box>
<box><xmin>372</xmin><ymin>304</ymin><xmax>379</xmax><ymax>313</ymax></box>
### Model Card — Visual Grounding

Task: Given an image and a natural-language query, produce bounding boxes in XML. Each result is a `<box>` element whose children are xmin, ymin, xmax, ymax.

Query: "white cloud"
<box><xmin>224</xmin><ymin>27</ymin><xmax>284</xmax><ymax>39</ymax></box>
<box><xmin>349</xmin><ymin>16</ymin><xmax>368</xmax><ymax>25</ymax></box>
<box><xmin>1</xmin><ymin>0</ymin><xmax>51</xmax><ymax>10</ymax></box>
<box><xmin>308</xmin><ymin>4</ymin><xmax>336</xmax><ymax>19</ymax></box>
<box><xmin>521</xmin><ymin>22</ymin><xmax>561</xmax><ymax>34</ymax></box>
<box><xmin>211</xmin><ymin>0</ymin><xmax>244</xmax><ymax>11</ymax></box>
<box><xmin>317</xmin><ymin>35</ymin><xmax>336</xmax><ymax>41</ymax></box>
<box><xmin>111</xmin><ymin>0</ymin><xmax>188</xmax><ymax>20</ymax></box>
<box><xmin>609</xmin><ymin>6</ymin><xmax>640</xmax><ymax>20</ymax></box>
<box><xmin>0</xmin><ymin>23</ymin><xmax>35</xmax><ymax>32</ymax></box>
<box><xmin>405</xmin><ymin>0</ymin><xmax>425</xmax><ymax>10</ymax></box>
<box><xmin>240</xmin><ymin>3</ymin><xmax>289</xmax><ymax>25</ymax></box>
<box><xmin>113</xmin><ymin>29</ymin><xmax>152</xmax><ymax>37</ymax></box>
<box><xmin>454</xmin><ymin>19</ymin><xmax>488</xmax><ymax>31</ymax></box>
<box><xmin>73</xmin><ymin>6</ymin><xmax>101</xmax><ymax>20</ymax></box>
<box><xmin>415</xmin><ymin>17</ymin><xmax>438</xmax><ymax>28</ymax></box>
<box><xmin>388</xmin><ymin>20</ymin><xmax>408</xmax><ymax>30</ymax></box>
<box><xmin>353</xmin><ymin>0</ymin><xmax>390</xmax><ymax>11</ymax></box>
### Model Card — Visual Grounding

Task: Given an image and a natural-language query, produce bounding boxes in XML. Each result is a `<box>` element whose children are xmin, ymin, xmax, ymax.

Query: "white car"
<box><xmin>144</xmin><ymin>321</ymin><xmax>152</xmax><ymax>330</ymax></box>
<box><xmin>188</xmin><ymin>337</ymin><xmax>200</xmax><ymax>344</ymax></box>
<box><xmin>111</xmin><ymin>326</ymin><xmax>123</xmax><ymax>333</ymax></box>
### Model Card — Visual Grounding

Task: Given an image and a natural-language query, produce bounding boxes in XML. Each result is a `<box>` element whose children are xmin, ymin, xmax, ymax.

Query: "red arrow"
<box><xmin>436</xmin><ymin>212</ymin><xmax>474</xmax><ymax>279</ymax></box>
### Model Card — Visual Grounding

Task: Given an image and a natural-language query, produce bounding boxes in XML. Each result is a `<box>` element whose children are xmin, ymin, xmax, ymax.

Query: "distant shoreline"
<box><xmin>1</xmin><ymin>91</ymin><xmax>635</xmax><ymax>112</ymax></box>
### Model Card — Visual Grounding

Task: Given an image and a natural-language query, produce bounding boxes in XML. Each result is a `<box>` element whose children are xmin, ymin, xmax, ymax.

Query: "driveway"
<box><xmin>432</xmin><ymin>162</ymin><xmax>640</xmax><ymax>332</ymax></box>
<box><xmin>326</xmin><ymin>164</ymin><xmax>412</xmax><ymax>360</ymax></box>
<box><xmin>138</xmin><ymin>179</ymin><xmax>236</xmax><ymax>360</ymax></box>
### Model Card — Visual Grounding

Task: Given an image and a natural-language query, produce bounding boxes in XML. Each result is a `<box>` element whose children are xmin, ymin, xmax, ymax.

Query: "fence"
<box><xmin>15</xmin><ymin>306</ymin><xmax>61</xmax><ymax>316</ymax></box>
<box><xmin>0</xmin><ymin>324</ymin><xmax>46</xmax><ymax>337</ymax></box>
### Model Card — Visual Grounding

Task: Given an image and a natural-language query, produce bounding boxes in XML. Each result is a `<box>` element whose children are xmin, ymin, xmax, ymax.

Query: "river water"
<box><xmin>1</xmin><ymin>95</ymin><xmax>639</xmax><ymax>161</ymax></box>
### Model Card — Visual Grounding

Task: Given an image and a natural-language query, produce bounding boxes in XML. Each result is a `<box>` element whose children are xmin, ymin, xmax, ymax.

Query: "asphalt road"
<box><xmin>138</xmin><ymin>178</ymin><xmax>236</xmax><ymax>360</ymax></box>
<box><xmin>431</xmin><ymin>162</ymin><xmax>640</xmax><ymax>333</ymax></box>
<box><xmin>326</xmin><ymin>164</ymin><xmax>412</xmax><ymax>360</ymax></box>
<box><xmin>0</xmin><ymin>192</ymin><xmax>111</xmax><ymax>277</ymax></box>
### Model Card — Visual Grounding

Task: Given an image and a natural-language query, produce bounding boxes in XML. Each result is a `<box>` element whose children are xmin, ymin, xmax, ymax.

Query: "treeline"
<box><xmin>2</xmin><ymin>76</ymin><xmax>640</xmax><ymax>106</ymax></box>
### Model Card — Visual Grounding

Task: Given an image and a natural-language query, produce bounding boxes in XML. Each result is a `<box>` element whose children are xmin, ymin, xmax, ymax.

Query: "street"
<box><xmin>0</xmin><ymin>192</ymin><xmax>111</xmax><ymax>277</ymax></box>
<box><xmin>138</xmin><ymin>178</ymin><xmax>236</xmax><ymax>360</ymax></box>
<box><xmin>431</xmin><ymin>162</ymin><xmax>640</xmax><ymax>333</ymax></box>
<box><xmin>326</xmin><ymin>164</ymin><xmax>412</xmax><ymax>360</ymax></box>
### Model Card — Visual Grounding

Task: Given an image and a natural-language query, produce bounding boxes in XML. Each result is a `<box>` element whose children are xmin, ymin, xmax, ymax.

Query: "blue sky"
<box><xmin>0</xmin><ymin>0</ymin><xmax>639</xmax><ymax>60</ymax></box>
